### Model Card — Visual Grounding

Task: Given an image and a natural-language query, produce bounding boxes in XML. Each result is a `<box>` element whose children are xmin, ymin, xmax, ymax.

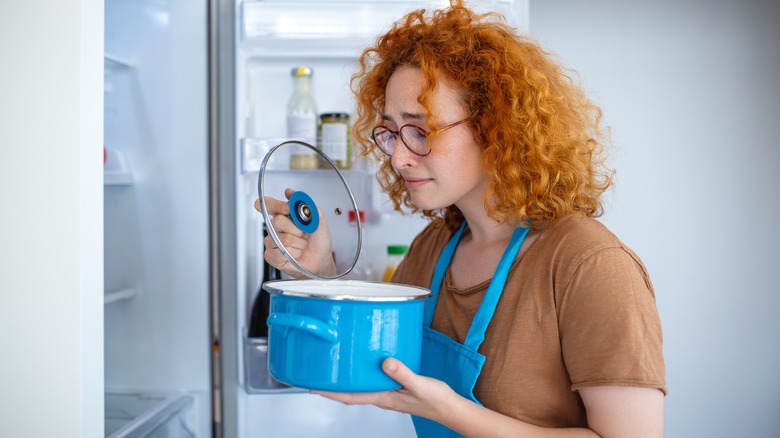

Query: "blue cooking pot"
<box><xmin>264</xmin><ymin>279</ymin><xmax>431</xmax><ymax>392</ymax></box>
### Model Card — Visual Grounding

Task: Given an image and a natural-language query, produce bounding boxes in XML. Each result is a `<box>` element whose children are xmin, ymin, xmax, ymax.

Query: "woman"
<box><xmin>258</xmin><ymin>1</ymin><xmax>666</xmax><ymax>436</ymax></box>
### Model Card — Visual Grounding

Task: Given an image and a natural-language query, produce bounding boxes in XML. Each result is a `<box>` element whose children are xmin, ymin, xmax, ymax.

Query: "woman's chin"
<box><xmin>409</xmin><ymin>196</ymin><xmax>445</xmax><ymax>212</ymax></box>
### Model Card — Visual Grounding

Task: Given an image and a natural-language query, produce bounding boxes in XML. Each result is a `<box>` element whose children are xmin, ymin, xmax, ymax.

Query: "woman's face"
<box><xmin>383</xmin><ymin>65</ymin><xmax>488</xmax><ymax>213</ymax></box>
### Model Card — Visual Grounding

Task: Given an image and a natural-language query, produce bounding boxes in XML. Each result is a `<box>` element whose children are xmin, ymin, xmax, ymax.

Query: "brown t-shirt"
<box><xmin>393</xmin><ymin>214</ymin><xmax>666</xmax><ymax>428</ymax></box>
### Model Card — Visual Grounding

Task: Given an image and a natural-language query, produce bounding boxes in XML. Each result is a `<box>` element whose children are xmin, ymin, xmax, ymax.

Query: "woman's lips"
<box><xmin>404</xmin><ymin>177</ymin><xmax>431</xmax><ymax>189</ymax></box>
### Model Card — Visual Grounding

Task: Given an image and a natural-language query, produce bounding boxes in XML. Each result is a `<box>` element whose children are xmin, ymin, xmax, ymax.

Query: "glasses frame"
<box><xmin>371</xmin><ymin>115</ymin><xmax>472</xmax><ymax>157</ymax></box>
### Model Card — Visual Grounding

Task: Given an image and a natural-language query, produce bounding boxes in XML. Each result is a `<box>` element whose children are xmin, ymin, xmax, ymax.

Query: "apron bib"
<box><xmin>412</xmin><ymin>222</ymin><xmax>530</xmax><ymax>437</ymax></box>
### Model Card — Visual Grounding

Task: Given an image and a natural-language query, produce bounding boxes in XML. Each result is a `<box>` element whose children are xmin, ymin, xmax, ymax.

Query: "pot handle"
<box><xmin>267</xmin><ymin>313</ymin><xmax>338</xmax><ymax>344</ymax></box>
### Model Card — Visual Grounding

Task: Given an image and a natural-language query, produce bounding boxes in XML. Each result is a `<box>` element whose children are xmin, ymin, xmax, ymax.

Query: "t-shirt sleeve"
<box><xmin>558</xmin><ymin>246</ymin><xmax>667</xmax><ymax>394</ymax></box>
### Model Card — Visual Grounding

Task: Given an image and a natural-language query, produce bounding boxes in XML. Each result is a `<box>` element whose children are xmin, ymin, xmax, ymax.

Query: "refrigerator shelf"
<box><xmin>104</xmin><ymin>171</ymin><xmax>133</xmax><ymax>186</ymax></box>
<box><xmin>104</xmin><ymin>288</ymin><xmax>136</xmax><ymax>305</ymax></box>
<box><xmin>240</xmin><ymin>0</ymin><xmax>520</xmax><ymax>47</ymax></box>
<box><xmin>104</xmin><ymin>53</ymin><xmax>135</xmax><ymax>70</ymax></box>
<box><xmin>105</xmin><ymin>392</ymin><xmax>194</xmax><ymax>438</ymax></box>
<box><xmin>239</xmin><ymin>1</ymin><xmax>434</xmax><ymax>58</ymax></box>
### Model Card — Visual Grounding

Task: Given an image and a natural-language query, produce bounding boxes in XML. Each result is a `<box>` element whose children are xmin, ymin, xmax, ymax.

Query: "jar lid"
<box><xmin>387</xmin><ymin>244</ymin><xmax>409</xmax><ymax>255</ymax></box>
<box><xmin>290</xmin><ymin>66</ymin><xmax>313</xmax><ymax>76</ymax></box>
<box><xmin>320</xmin><ymin>112</ymin><xmax>350</xmax><ymax>120</ymax></box>
<box><xmin>257</xmin><ymin>140</ymin><xmax>361</xmax><ymax>280</ymax></box>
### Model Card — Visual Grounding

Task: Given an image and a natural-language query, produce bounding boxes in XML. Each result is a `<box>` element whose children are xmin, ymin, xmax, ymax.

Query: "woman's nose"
<box><xmin>390</xmin><ymin>139</ymin><xmax>417</xmax><ymax>169</ymax></box>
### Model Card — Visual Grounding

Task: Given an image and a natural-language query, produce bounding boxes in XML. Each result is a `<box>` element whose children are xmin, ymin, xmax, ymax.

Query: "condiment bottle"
<box><xmin>383</xmin><ymin>244</ymin><xmax>409</xmax><ymax>282</ymax></box>
<box><xmin>318</xmin><ymin>112</ymin><xmax>351</xmax><ymax>169</ymax></box>
<box><xmin>286</xmin><ymin>66</ymin><xmax>318</xmax><ymax>170</ymax></box>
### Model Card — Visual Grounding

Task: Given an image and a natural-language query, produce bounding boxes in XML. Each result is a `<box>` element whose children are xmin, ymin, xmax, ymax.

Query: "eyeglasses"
<box><xmin>371</xmin><ymin>116</ymin><xmax>472</xmax><ymax>157</ymax></box>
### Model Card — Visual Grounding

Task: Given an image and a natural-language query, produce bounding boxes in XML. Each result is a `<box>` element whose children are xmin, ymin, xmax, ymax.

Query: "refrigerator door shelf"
<box><xmin>244</xmin><ymin>336</ymin><xmax>306</xmax><ymax>394</ymax></box>
<box><xmin>241</xmin><ymin>136</ymin><xmax>373</xmax><ymax>177</ymax></box>
<box><xmin>104</xmin><ymin>147</ymin><xmax>133</xmax><ymax>186</ymax></box>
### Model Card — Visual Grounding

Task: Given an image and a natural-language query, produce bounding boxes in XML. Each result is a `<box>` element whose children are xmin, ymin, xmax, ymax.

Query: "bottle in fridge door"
<box><xmin>286</xmin><ymin>66</ymin><xmax>319</xmax><ymax>170</ymax></box>
<box><xmin>383</xmin><ymin>244</ymin><xmax>409</xmax><ymax>283</ymax></box>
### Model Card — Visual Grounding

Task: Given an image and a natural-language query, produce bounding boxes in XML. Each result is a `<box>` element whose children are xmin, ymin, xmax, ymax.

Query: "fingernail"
<box><xmin>385</xmin><ymin>359</ymin><xmax>397</xmax><ymax>372</ymax></box>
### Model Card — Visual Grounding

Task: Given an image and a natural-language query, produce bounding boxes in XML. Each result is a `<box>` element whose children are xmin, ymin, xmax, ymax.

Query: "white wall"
<box><xmin>531</xmin><ymin>0</ymin><xmax>780</xmax><ymax>436</ymax></box>
<box><xmin>0</xmin><ymin>0</ymin><xmax>104</xmax><ymax>437</ymax></box>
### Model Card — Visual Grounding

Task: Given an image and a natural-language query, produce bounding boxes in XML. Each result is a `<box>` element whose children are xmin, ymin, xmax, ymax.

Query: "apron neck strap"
<box><xmin>425</xmin><ymin>223</ymin><xmax>530</xmax><ymax>352</ymax></box>
<box><xmin>424</xmin><ymin>221</ymin><xmax>466</xmax><ymax>326</ymax></box>
<box><xmin>464</xmin><ymin>226</ymin><xmax>529</xmax><ymax>350</ymax></box>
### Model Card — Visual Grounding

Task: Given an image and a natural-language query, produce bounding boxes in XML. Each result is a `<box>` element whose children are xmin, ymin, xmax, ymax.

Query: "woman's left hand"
<box><xmin>312</xmin><ymin>358</ymin><xmax>460</xmax><ymax>424</ymax></box>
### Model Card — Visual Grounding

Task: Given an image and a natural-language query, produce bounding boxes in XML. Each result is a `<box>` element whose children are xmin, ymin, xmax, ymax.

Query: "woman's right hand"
<box><xmin>255</xmin><ymin>188</ymin><xmax>337</xmax><ymax>279</ymax></box>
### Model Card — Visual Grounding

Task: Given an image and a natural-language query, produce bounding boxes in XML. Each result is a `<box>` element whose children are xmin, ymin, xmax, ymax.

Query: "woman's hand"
<box><xmin>312</xmin><ymin>358</ymin><xmax>461</xmax><ymax>425</ymax></box>
<box><xmin>255</xmin><ymin>188</ymin><xmax>336</xmax><ymax>278</ymax></box>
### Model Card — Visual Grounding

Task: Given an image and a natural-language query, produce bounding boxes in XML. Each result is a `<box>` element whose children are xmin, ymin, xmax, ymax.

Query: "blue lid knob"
<box><xmin>288</xmin><ymin>190</ymin><xmax>319</xmax><ymax>234</ymax></box>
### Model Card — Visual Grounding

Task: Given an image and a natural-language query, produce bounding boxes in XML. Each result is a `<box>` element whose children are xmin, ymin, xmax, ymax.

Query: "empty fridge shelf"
<box><xmin>105</xmin><ymin>392</ymin><xmax>194</xmax><ymax>438</ymax></box>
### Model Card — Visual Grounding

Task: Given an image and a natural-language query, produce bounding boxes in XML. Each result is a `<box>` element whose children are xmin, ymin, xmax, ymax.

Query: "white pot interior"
<box><xmin>263</xmin><ymin>279</ymin><xmax>431</xmax><ymax>301</ymax></box>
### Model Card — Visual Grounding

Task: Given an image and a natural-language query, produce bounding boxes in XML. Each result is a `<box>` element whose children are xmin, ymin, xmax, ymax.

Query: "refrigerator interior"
<box><xmin>103</xmin><ymin>0</ymin><xmax>210</xmax><ymax>436</ymax></box>
<box><xmin>233</xmin><ymin>1</ymin><xmax>528</xmax><ymax>436</ymax></box>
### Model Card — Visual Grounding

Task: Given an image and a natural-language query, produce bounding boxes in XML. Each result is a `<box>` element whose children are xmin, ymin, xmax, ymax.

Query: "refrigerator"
<box><xmin>103</xmin><ymin>0</ymin><xmax>527</xmax><ymax>436</ymax></box>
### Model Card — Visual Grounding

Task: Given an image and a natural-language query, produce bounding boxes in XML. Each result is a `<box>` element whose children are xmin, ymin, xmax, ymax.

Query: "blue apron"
<box><xmin>412</xmin><ymin>222</ymin><xmax>530</xmax><ymax>437</ymax></box>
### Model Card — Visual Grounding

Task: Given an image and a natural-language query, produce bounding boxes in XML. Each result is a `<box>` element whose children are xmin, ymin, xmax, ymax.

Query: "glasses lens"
<box><xmin>400</xmin><ymin>125</ymin><xmax>430</xmax><ymax>155</ymax></box>
<box><xmin>372</xmin><ymin>127</ymin><xmax>396</xmax><ymax>155</ymax></box>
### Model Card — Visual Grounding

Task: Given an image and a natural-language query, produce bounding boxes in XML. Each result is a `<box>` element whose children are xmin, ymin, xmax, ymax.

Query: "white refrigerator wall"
<box><xmin>103</xmin><ymin>0</ymin><xmax>211</xmax><ymax>436</ymax></box>
<box><xmin>532</xmin><ymin>0</ymin><xmax>780</xmax><ymax>436</ymax></box>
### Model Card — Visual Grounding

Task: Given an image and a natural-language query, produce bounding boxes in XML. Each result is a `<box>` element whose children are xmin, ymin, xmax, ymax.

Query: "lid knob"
<box><xmin>288</xmin><ymin>190</ymin><xmax>320</xmax><ymax>234</ymax></box>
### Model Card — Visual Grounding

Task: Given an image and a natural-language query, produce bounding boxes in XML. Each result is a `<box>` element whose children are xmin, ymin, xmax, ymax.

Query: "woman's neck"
<box><xmin>459</xmin><ymin>209</ymin><xmax>517</xmax><ymax>247</ymax></box>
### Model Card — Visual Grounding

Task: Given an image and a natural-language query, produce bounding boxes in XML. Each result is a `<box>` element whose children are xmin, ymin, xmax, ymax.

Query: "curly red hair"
<box><xmin>350</xmin><ymin>0</ymin><xmax>613</xmax><ymax>231</ymax></box>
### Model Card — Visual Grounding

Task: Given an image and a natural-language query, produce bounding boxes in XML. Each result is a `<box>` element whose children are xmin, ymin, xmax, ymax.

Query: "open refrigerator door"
<box><xmin>104</xmin><ymin>0</ymin><xmax>210</xmax><ymax>436</ymax></box>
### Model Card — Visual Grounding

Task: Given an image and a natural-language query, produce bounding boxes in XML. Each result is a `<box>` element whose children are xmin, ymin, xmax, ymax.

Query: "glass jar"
<box><xmin>318</xmin><ymin>112</ymin><xmax>351</xmax><ymax>169</ymax></box>
<box><xmin>286</xmin><ymin>66</ymin><xmax>318</xmax><ymax>170</ymax></box>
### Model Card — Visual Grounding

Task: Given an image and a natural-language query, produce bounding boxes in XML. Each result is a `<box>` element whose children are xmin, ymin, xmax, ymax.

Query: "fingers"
<box><xmin>255</xmin><ymin>186</ymin><xmax>297</xmax><ymax>214</ymax></box>
<box><xmin>382</xmin><ymin>358</ymin><xmax>415</xmax><ymax>388</ymax></box>
<box><xmin>258</xmin><ymin>193</ymin><xmax>310</xmax><ymax>276</ymax></box>
<box><xmin>256</xmin><ymin>196</ymin><xmax>291</xmax><ymax>216</ymax></box>
<box><xmin>311</xmin><ymin>390</ymin><xmax>385</xmax><ymax>406</ymax></box>
<box><xmin>313</xmin><ymin>359</ymin><xmax>413</xmax><ymax>405</ymax></box>
<box><xmin>263</xmin><ymin>216</ymin><xmax>308</xmax><ymax>269</ymax></box>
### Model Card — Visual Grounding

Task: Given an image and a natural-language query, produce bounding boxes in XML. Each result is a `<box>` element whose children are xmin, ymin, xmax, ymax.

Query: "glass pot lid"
<box><xmin>257</xmin><ymin>140</ymin><xmax>362</xmax><ymax>280</ymax></box>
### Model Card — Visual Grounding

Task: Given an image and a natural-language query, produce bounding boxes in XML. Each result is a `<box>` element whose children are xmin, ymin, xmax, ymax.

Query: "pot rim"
<box><xmin>262</xmin><ymin>279</ymin><xmax>432</xmax><ymax>302</ymax></box>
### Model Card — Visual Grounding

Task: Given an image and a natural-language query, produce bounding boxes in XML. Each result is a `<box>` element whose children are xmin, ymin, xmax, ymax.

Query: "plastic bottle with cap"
<box><xmin>383</xmin><ymin>244</ymin><xmax>409</xmax><ymax>283</ymax></box>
